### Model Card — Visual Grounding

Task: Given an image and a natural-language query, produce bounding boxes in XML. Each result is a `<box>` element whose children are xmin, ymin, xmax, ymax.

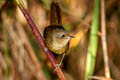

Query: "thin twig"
<box><xmin>101</xmin><ymin>0</ymin><xmax>111</xmax><ymax>79</ymax></box>
<box><xmin>0</xmin><ymin>52</ymin><xmax>7</xmax><ymax>70</ymax></box>
<box><xmin>89</xmin><ymin>76</ymin><xmax>106</xmax><ymax>80</ymax></box>
<box><xmin>15</xmin><ymin>1</ymin><xmax>65</xmax><ymax>80</ymax></box>
<box><xmin>8</xmin><ymin>58</ymin><xmax>20</xmax><ymax>80</ymax></box>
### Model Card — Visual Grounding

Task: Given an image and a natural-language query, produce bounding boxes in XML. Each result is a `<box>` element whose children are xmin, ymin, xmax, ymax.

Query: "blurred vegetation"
<box><xmin>0</xmin><ymin>0</ymin><xmax>120</xmax><ymax>80</ymax></box>
<box><xmin>85</xmin><ymin>0</ymin><xmax>99</xmax><ymax>79</ymax></box>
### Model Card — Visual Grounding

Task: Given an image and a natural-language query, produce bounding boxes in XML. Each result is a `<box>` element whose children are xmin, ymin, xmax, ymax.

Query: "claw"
<box><xmin>54</xmin><ymin>64</ymin><xmax>61</xmax><ymax>72</ymax></box>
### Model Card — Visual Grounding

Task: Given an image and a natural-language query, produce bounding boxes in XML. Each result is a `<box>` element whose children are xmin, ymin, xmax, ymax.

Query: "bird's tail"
<box><xmin>50</xmin><ymin>0</ymin><xmax>62</xmax><ymax>26</ymax></box>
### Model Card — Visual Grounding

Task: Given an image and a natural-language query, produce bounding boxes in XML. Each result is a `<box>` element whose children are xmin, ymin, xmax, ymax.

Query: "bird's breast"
<box><xmin>52</xmin><ymin>41</ymin><xmax>66</xmax><ymax>50</ymax></box>
<box><xmin>50</xmin><ymin>40</ymin><xmax>69</xmax><ymax>54</ymax></box>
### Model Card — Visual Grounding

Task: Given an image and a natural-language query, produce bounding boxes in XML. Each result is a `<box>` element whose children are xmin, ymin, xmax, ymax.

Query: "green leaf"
<box><xmin>85</xmin><ymin>0</ymin><xmax>100</xmax><ymax>80</ymax></box>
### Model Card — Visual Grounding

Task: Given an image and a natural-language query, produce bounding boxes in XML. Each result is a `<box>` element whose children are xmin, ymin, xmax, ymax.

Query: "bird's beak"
<box><xmin>70</xmin><ymin>35</ymin><xmax>75</xmax><ymax>38</ymax></box>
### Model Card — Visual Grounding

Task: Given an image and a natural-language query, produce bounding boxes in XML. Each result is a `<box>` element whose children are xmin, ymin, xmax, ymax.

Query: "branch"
<box><xmin>101</xmin><ymin>0</ymin><xmax>111</xmax><ymax>79</ymax></box>
<box><xmin>15</xmin><ymin>1</ymin><xmax>65</xmax><ymax>80</ymax></box>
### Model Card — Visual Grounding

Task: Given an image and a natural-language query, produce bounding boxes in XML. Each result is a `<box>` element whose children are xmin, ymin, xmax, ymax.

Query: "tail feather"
<box><xmin>50</xmin><ymin>1</ymin><xmax>62</xmax><ymax>26</ymax></box>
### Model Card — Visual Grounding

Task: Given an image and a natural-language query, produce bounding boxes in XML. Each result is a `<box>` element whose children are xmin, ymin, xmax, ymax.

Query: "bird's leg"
<box><xmin>54</xmin><ymin>53</ymin><xmax>65</xmax><ymax>71</ymax></box>
<box><xmin>59</xmin><ymin>53</ymin><xmax>65</xmax><ymax>66</ymax></box>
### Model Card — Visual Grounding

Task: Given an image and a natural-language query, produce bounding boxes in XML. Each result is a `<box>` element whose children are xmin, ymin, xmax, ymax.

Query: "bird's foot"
<box><xmin>54</xmin><ymin>53</ymin><xmax>65</xmax><ymax>71</ymax></box>
<box><xmin>54</xmin><ymin>63</ymin><xmax>61</xmax><ymax>72</ymax></box>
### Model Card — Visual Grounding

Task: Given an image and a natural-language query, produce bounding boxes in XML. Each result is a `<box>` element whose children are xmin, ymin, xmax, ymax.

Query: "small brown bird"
<box><xmin>43</xmin><ymin>1</ymin><xmax>74</xmax><ymax>66</ymax></box>
<box><xmin>44</xmin><ymin>26</ymin><xmax>73</xmax><ymax>54</ymax></box>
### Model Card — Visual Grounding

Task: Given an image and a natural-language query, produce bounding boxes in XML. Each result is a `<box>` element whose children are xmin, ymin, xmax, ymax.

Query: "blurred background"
<box><xmin>0</xmin><ymin>0</ymin><xmax>120</xmax><ymax>80</ymax></box>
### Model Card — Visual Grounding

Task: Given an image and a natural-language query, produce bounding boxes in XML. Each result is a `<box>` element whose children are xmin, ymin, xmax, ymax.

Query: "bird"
<box><xmin>43</xmin><ymin>1</ymin><xmax>74</xmax><ymax>68</ymax></box>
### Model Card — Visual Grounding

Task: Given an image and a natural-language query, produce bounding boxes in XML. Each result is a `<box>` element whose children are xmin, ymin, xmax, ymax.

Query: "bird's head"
<box><xmin>52</xmin><ymin>28</ymin><xmax>74</xmax><ymax>46</ymax></box>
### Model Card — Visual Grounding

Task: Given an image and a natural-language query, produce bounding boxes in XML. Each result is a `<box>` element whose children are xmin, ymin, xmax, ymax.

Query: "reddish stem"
<box><xmin>18</xmin><ymin>3</ymin><xmax>65</xmax><ymax>80</ymax></box>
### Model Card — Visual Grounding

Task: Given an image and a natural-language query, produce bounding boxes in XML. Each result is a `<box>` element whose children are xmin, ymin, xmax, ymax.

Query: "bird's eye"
<box><xmin>62</xmin><ymin>34</ymin><xmax>65</xmax><ymax>37</ymax></box>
